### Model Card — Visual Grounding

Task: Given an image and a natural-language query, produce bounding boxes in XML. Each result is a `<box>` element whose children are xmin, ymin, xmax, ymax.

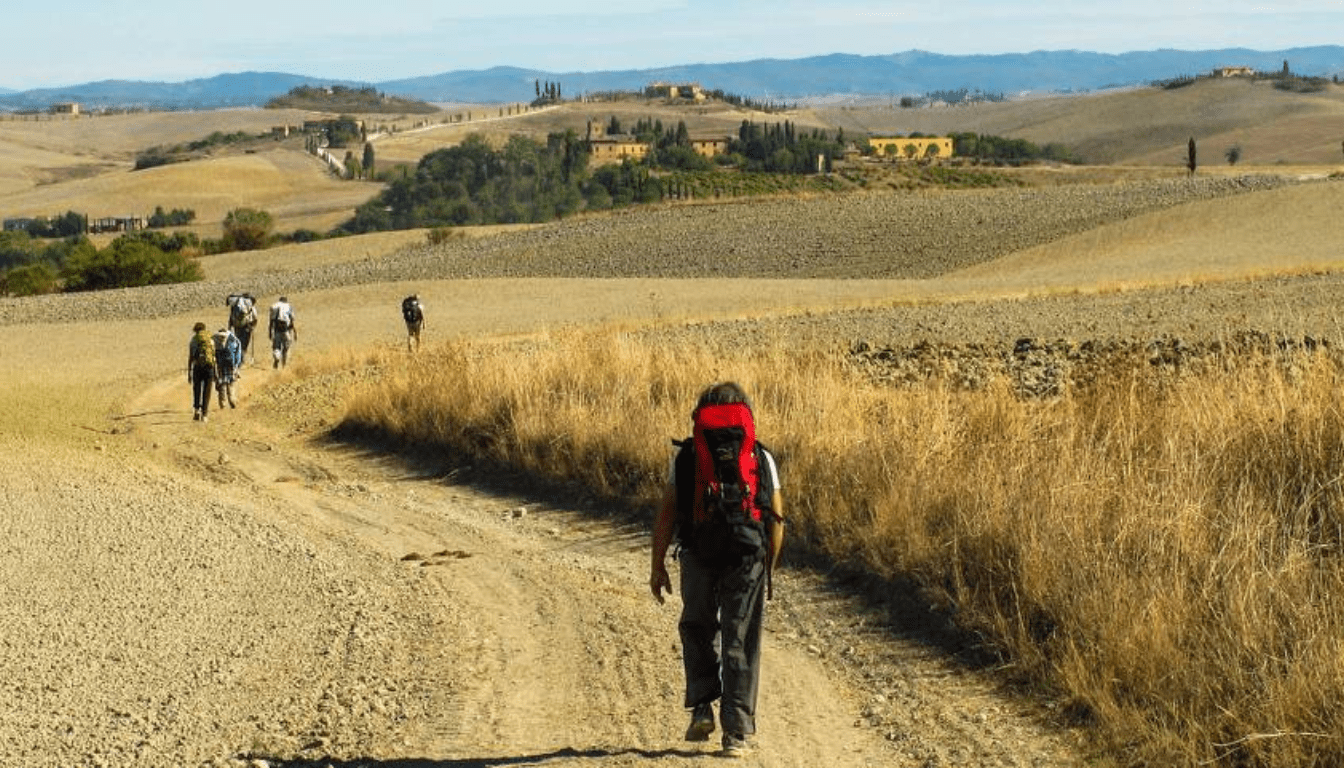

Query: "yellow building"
<box><xmin>589</xmin><ymin>138</ymin><xmax>650</xmax><ymax>164</ymax></box>
<box><xmin>867</xmin><ymin>136</ymin><xmax>954</xmax><ymax>160</ymax></box>
<box><xmin>690</xmin><ymin>137</ymin><xmax>730</xmax><ymax>158</ymax></box>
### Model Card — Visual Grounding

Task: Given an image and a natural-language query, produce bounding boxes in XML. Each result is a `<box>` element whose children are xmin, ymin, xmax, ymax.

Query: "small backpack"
<box><xmin>229</xmin><ymin>295</ymin><xmax>255</xmax><ymax>328</ymax></box>
<box><xmin>213</xmin><ymin>330</ymin><xmax>237</xmax><ymax>367</ymax></box>
<box><xmin>272</xmin><ymin>303</ymin><xmax>293</xmax><ymax>332</ymax></box>
<box><xmin>192</xmin><ymin>331</ymin><xmax>215</xmax><ymax>369</ymax></box>
<box><xmin>673</xmin><ymin>402</ymin><xmax>771</xmax><ymax>563</ymax></box>
<box><xmin>402</xmin><ymin>296</ymin><xmax>423</xmax><ymax>323</ymax></box>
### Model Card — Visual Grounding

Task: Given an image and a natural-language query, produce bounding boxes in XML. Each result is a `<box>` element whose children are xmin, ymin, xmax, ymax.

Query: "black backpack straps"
<box><xmin>671</xmin><ymin>438</ymin><xmax>695</xmax><ymax>543</ymax></box>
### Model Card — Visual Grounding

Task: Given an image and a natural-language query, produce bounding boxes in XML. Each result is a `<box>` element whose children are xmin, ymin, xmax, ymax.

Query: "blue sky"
<box><xmin>6</xmin><ymin>0</ymin><xmax>1342</xmax><ymax>90</ymax></box>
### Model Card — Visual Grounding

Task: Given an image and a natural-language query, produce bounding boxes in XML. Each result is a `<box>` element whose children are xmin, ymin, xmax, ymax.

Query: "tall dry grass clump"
<box><xmin>337</xmin><ymin>331</ymin><xmax>1344</xmax><ymax>766</ymax></box>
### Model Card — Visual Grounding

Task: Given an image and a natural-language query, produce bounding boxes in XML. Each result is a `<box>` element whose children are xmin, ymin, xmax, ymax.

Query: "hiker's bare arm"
<box><xmin>650</xmin><ymin>484</ymin><xmax>677</xmax><ymax>604</ymax></box>
<box><xmin>767</xmin><ymin>490</ymin><xmax>785</xmax><ymax>572</ymax></box>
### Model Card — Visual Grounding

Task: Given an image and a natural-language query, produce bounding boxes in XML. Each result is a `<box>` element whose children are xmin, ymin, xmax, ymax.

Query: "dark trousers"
<box><xmin>233</xmin><ymin>325</ymin><xmax>253</xmax><ymax>359</ymax></box>
<box><xmin>678</xmin><ymin>547</ymin><xmax>767</xmax><ymax>735</ymax></box>
<box><xmin>191</xmin><ymin>365</ymin><xmax>214</xmax><ymax>413</ymax></box>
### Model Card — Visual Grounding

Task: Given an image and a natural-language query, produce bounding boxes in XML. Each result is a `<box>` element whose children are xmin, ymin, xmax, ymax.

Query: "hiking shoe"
<box><xmin>685</xmin><ymin>702</ymin><xmax>715</xmax><ymax>742</ymax></box>
<box><xmin>720</xmin><ymin>732</ymin><xmax>751</xmax><ymax>757</ymax></box>
<box><xmin>193</xmin><ymin>409</ymin><xmax>201</xmax><ymax>421</ymax></box>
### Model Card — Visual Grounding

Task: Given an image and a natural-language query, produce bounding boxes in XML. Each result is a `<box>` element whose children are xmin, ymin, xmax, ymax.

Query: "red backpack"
<box><xmin>674</xmin><ymin>402</ymin><xmax>769</xmax><ymax>562</ymax></box>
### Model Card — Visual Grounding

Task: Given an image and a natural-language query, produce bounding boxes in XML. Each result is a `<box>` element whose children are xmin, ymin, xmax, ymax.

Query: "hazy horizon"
<box><xmin>4</xmin><ymin>1</ymin><xmax>1342</xmax><ymax>91</ymax></box>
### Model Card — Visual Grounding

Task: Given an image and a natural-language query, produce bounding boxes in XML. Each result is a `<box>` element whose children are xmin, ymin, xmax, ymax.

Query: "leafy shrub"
<box><xmin>426</xmin><ymin>227</ymin><xmax>466</xmax><ymax>245</ymax></box>
<box><xmin>61</xmin><ymin>238</ymin><xmax>202</xmax><ymax>291</ymax></box>
<box><xmin>221</xmin><ymin>207</ymin><xmax>274</xmax><ymax>252</ymax></box>
<box><xmin>3</xmin><ymin>262</ymin><xmax>58</xmax><ymax>296</ymax></box>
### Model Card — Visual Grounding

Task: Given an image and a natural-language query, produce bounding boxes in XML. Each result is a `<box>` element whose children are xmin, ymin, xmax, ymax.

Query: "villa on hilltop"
<box><xmin>585</xmin><ymin>120</ymin><xmax>731</xmax><ymax>164</ymax></box>
<box><xmin>646</xmin><ymin>82</ymin><xmax>706</xmax><ymax>101</ymax></box>
<box><xmin>866</xmin><ymin>135</ymin><xmax>954</xmax><ymax>160</ymax></box>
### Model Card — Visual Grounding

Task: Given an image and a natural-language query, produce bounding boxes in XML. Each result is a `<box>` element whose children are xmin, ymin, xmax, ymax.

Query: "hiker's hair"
<box><xmin>695</xmin><ymin>381</ymin><xmax>752</xmax><ymax>413</ymax></box>
<box><xmin>193</xmin><ymin>322</ymin><xmax>206</xmax><ymax>332</ymax></box>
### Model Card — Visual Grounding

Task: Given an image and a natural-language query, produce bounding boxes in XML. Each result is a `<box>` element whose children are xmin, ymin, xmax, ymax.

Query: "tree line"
<box><xmin>0</xmin><ymin>231</ymin><xmax>202</xmax><ymax>296</ymax></box>
<box><xmin>342</xmin><ymin>118</ymin><xmax>860</xmax><ymax>233</ymax></box>
<box><xmin>0</xmin><ymin>205</ymin><xmax>310</xmax><ymax>296</ymax></box>
<box><xmin>6</xmin><ymin>207</ymin><xmax>197</xmax><ymax>238</ymax></box>
<box><xmin>949</xmin><ymin>133</ymin><xmax>1078</xmax><ymax>163</ymax></box>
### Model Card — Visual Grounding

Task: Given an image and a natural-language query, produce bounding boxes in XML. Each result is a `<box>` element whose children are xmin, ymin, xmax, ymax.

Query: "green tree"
<box><xmin>362</xmin><ymin>142</ymin><xmax>376</xmax><ymax>177</ymax></box>
<box><xmin>344</xmin><ymin>151</ymin><xmax>363</xmax><ymax>179</ymax></box>
<box><xmin>903</xmin><ymin>143</ymin><xmax>919</xmax><ymax>159</ymax></box>
<box><xmin>1225</xmin><ymin>145</ymin><xmax>1242</xmax><ymax>165</ymax></box>
<box><xmin>1187</xmin><ymin>137</ymin><xmax>1197</xmax><ymax>175</ymax></box>
<box><xmin>925</xmin><ymin>143</ymin><xmax>941</xmax><ymax>159</ymax></box>
<box><xmin>221</xmin><ymin>207</ymin><xmax>274</xmax><ymax>251</ymax></box>
<box><xmin>326</xmin><ymin>115</ymin><xmax>363</xmax><ymax>148</ymax></box>
<box><xmin>61</xmin><ymin>238</ymin><xmax>201</xmax><ymax>291</ymax></box>
<box><xmin>4</xmin><ymin>262</ymin><xmax>58</xmax><ymax>296</ymax></box>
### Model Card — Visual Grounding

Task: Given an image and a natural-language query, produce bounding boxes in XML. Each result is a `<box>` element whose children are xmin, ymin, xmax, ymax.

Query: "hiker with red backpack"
<box><xmin>650</xmin><ymin>382</ymin><xmax>785</xmax><ymax>758</ymax></box>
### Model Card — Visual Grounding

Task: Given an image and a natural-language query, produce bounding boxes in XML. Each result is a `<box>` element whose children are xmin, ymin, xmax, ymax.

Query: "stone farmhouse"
<box><xmin>867</xmin><ymin>136</ymin><xmax>954</xmax><ymax>160</ymax></box>
<box><xmin>4</xmin><ymin>214</ymin><xmax>145</xmax><ymax>234</ymax></box>
<box><xmin>585</xmin><ymin>120</ymin><xmax>733</xmax><ymax>164</ymax></box>
<box><xmin>1213</xmin><ymin>66</ymin><xmax>1255</xmax><ymax>77</ymax></box>
<box><xmin>690</xmin><ymin>137</ymin><xmax>729</xmax><ymax>158</ymax></box>
<box><xmin>648</xmin><ymin>82</ymin><xmax>706</xmax><ymax>101</ymax></box>
<box><xmin>49</xmin><ymin>102</ymin><xmax>80</xmax><ymax>116</ymax></box>
<box><xmin>586</xmin><ymin>121</ymin><xmax>650</xmax><ymax>164</ymax></box>
<box><xmin>90</xmin><ymin>216</ymin><xmax>147</xmax><ymax>234</ymax></box>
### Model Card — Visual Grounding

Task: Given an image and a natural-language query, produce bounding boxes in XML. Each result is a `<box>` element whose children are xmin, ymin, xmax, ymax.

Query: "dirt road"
<box><xmin>0</xmin><ymin>304</ymin><xmax>1087</xmax><ymax>768</ymax></box>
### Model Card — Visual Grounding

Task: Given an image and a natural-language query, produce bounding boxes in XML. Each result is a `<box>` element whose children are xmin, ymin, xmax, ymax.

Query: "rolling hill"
<box><xmin>1</xmin><ymin>47</ymin><xmax>1342</xmax><ymax>111</ymax></box>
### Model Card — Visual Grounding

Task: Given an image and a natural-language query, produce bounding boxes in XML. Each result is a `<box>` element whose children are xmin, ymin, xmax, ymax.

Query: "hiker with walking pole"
<box><xmin>650</xmin><ymin>381</ymin><xmax>785</xmax><ymax>758</ymax></box>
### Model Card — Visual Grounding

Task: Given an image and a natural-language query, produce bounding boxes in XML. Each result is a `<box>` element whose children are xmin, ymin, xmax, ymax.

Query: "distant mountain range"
<box><xmin>2</xmin><ymin>47</ymin><xmax>1342</xmax><ymax>111</ymax></box>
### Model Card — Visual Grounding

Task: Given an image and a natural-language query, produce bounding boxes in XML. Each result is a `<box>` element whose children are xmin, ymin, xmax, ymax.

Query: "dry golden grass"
<box><xmin>0</xmin><ymin>108</ymin><xmax>317</xmax><ymax>159</ymax></box>
<box><xmin>0</xmin><ymin>149</ymin><xmax>377</xmax><ymax>234</ymax></box>
<box><xmin>335</xmin><ymin>328</ymin><xmax>1344</xmax><ymax>767</ymax></box>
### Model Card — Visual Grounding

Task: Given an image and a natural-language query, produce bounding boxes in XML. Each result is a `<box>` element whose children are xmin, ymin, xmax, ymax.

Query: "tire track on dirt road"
<box><xmin>115</xmin><ymin>363</ymin><xmax>1091</xmax><ymax>767</ymax></box>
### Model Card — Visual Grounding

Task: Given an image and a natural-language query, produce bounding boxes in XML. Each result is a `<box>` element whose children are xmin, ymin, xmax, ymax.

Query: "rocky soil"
<box><xmin>0</xmin><ymin>175</ymin><xmax>1295</xmax><ymax>328</ymax></box>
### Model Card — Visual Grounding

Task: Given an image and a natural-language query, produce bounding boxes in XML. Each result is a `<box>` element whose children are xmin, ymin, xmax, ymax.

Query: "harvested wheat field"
<box><xmin>5</xmin><ymin>88</ymin><xmax>1344</xmax><ymax>767</ymax></box>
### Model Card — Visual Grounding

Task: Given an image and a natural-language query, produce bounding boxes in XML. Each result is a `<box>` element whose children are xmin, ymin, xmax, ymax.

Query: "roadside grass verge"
<box><xmin>331</xmin><ymin>329</ymin><xmax>1344</xmax><ymax>767</ymax></box>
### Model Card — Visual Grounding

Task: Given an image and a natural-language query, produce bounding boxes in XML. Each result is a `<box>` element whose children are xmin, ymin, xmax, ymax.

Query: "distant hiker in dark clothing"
<box><xmin>227</xmin><ymin>292</ymin><xmax>258</xmax><ymax>363</ymax></box>
<box><xmin>213</xmin><ymin>326</ymin><xmax>242</xmax><ymax>409</ymax></box>
<box><xmin>402</xmin><ymin>294</ymin><xmax>424</xmax><ymax>352</ymax></box>
<box><xmin>268</xmin><ymin>296</ymin><xmax>297</xmax><ymax>369</ymax></box>
<box><xmin>650</xmin><ymin>381</ymin><xmax>785</xmax><ymax>758</ymax></box>
<box><xmin>187</xmin><ymin>321</ymin><xmax>217</xmax><ymax>422</ymax></box>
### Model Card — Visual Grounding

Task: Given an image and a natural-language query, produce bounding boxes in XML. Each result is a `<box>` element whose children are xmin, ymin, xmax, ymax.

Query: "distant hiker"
<box><xmin>213</xmin><ymin>326</ymin><xmax>243</xmax><ymax>409</ymax></box>
<box><xmin>402</xmin><ymin>294</ymin><xmax>425</xmax><ymax>352</ymax></box>
<box><xmin>268</xmin><ymin>295</ymin><xmax>297</xmax><ymax>369</ymax></box>
<box><xmin>227</xmin><ymin>292</ymin><xmax>259</xmax><ymax>363</ymax></box>
<box><xmin>650</xmin><ymin>381</ymin><xmax>785</xmax><ymax>758</ymax></box>
<box><xmin>187</xmin><ymin>321</ymin><xmax>217</xmax><ymax>422</ymax></box>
